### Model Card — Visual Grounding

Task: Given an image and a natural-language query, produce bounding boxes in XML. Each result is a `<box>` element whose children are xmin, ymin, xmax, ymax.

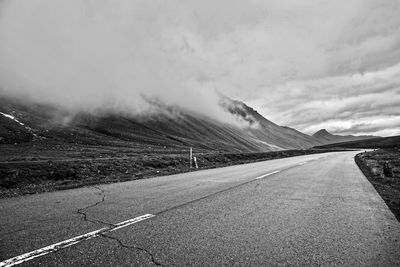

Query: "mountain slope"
<box><xmin>314</xmin><ymin>135</ymin><xmax>400</xmax><ymax>149</ymax></box>
<box><xmin>0</xmin><ymin>96</ymin><xmax>321</xmax><ymax>152</ymax></box>
<box><xmin>312</xmin><ymin>129</ymin><xmax>377</xmax><ymax>145</ymax></box>
<box><xmin>219</xmin><ymin>97</ymin><xmax>322</xmax><ymax>150</ymax></box>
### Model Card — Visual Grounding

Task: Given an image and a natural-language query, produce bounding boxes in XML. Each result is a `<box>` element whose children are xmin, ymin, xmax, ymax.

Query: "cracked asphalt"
<box><xmin>1</xmin><ymin>151</ymin><xmax>400</xmax><ymax>266</ymax></box>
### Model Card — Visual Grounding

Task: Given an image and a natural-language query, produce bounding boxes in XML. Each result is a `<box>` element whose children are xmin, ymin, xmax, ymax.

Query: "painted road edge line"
<box><xmin>0</xmin><ymin>214</ymin><xmax>155</xmax><ymax>267</ymax></box>
<box><xmin>255</xmin><ymin>170</ymin><xmax>280</xmax><ymax>180</ymax></box>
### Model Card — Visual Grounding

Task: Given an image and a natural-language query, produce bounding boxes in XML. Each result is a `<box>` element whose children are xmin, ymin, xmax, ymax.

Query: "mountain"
<box><xmin>312</xmin><ymin>129</ymin><xmax>377</xmax><ymax>145</ymax></box>
<box><xmin>218</xmin><ymin>97</ymin><xmax>321</xmax><ymax>150</ymax></box>
<box><xmin>315</xmin><ymin>135</ymin><xmax>400</xmax><ymax>149</ymax></box>
<box><xmin>0</xmin><ymin>96</ymin><xmax>321</xmax><ymax>152</ymax></box>
<box><xmin>314</xmin><ymin>135</ymin><xmax>400</xmax><ymax>149</ymax></box>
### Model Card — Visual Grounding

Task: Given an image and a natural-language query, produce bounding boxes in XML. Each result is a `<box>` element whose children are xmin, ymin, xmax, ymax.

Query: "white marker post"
<box><xmin>193</xmin><ymin>156</ymin><xmax>198</xmax><ymax>169</ymax></box>
<box><xmin>189</xmin><ymin>147</ymin><xmax>193</xmax><ymax>168</ymax></box>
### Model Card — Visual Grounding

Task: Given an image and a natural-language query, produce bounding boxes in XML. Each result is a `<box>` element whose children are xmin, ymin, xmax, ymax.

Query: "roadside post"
<box><xmin>189</xmin><ymin>147</ymin><xmax>193</xmax><ymax>168</ymax></box>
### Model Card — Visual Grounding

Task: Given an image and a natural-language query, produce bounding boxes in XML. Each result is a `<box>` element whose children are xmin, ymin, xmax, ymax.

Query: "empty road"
<box><xmin>1</xmin><ymin>151</ymin><xmax>400</xmax><ymax>266</ymax></box>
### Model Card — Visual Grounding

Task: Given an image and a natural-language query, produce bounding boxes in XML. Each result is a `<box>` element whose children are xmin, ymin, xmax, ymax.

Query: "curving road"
<box><xmin>1</xmin><ymin>151</ymin><xmax>400</xmax><ymax>266</ymax></box>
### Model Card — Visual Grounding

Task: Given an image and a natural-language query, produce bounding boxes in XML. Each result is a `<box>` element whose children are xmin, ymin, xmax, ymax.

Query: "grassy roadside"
<box><xmin>355</xmin><ymin>149</ymin><xmax>400</xmax><ymax>222</ymax></box>
<box><xmin>0</xmin><ymin>148</ymin><xmax>338</xmax><ymax>198</ymax></box>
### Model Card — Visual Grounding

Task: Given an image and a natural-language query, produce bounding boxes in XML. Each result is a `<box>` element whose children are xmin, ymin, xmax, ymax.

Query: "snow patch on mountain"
<box><xmin>0</xmin><ymin>111</ymin><xmax>25</xmax><ymax>126</ymax></box>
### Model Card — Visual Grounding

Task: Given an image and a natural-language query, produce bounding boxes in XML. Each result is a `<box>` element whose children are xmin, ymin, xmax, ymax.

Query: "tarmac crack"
<box><xmin>99</xmin><ymin>233</ymin><xmax>168</xmax><ymax>267</ymax></box>
<box><xmin>77</xmin><ymin>186</ymin><xmax>114</xmax><ymax>227</ymax></box>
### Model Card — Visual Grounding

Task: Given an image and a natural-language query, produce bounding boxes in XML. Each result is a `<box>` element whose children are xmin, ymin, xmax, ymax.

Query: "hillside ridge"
<box><xmin>0</xmin><ymin>95</ymin><xmax>321</xmax><ymax>152</ymax></box>
<box><xmin>312</xmin><ymin>128</ymin><xmax>377</xmax><ymax>145</ymax></box>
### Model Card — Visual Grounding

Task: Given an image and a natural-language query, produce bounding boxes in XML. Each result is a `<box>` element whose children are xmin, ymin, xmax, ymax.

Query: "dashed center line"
<box><xmin>0</xmin><ymin>214</ymin><xmax>155</xmax><ymax>267</ymax></box>
<box><xmin>1</xmin><ymin>154</ymin><xmax>331</xmax><ymax>266</ymax></box>
<box><xmin>255</xmin><ymin>170</ymin><xmax>281</xmax><ymax>180</ymax></box>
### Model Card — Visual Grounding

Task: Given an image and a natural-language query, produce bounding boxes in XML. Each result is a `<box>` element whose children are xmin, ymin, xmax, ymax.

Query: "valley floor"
<box><xmin>0</xmin><ymin>141</ymin><xmax>339</xmax><ymax>198</ymax></box>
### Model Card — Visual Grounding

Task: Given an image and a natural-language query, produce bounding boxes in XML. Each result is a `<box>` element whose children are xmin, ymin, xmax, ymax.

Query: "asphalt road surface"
<box><xmin>1</xmin><ymin>151</ymin><xmax>400</xmax><ymax>266</ymax></box>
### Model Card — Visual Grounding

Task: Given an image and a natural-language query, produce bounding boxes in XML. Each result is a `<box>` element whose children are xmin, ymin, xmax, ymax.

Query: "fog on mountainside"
<box><xmin>0</xmin><ymin>0</ymin><xmax>241</xmax><ymax>126</ymax></box>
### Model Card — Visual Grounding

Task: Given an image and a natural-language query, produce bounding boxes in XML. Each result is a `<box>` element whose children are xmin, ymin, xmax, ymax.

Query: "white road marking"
<box><xmin>255</xmin><ymin>170</ymin><xmax>280</xmax><ymax>180</ymax></box>
<box><xmin>0</xmin><ymin>214</ymin><xmax>155</xmax><ymax>267</ymax></box>
<box><xmin>298</xmin><ymin>162</ymin><xmax>307</xmax><ymax>165</ymax></box>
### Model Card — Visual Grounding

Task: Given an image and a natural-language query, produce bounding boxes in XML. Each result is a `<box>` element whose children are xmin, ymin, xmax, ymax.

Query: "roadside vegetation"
<box><xmin>0</xmin><ymin>143</ymin><xmax>337</xmax><ymax>198</ymax></box>
<box><xmin>355</xmin><ymin>148</ymin><xmax>400</xmax><ymax>222</ymax></box>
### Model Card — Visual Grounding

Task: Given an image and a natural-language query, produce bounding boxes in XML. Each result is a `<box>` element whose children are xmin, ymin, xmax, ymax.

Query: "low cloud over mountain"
<box><xmin>0</xmin><ymin>0</ymin><xmax>399</xmax><ymax>135</ymax></box>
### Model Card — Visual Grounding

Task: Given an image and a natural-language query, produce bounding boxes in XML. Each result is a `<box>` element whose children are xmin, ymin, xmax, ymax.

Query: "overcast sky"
<box><xmin>0</xmin><ymin>0</ymin><xmax>399</xmax><ymax>136</ymax></box>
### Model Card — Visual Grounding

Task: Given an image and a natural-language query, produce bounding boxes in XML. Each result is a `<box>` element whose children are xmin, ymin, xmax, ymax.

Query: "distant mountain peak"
<box><xmin>312</xmin><ymin>128</ymin><xmax>377</xmax><ymax>145</ymax></box>
<box><xmin>313</xmin><ymin>129</ymin><xmax>332</xmax><ymax>137</ymax></box>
